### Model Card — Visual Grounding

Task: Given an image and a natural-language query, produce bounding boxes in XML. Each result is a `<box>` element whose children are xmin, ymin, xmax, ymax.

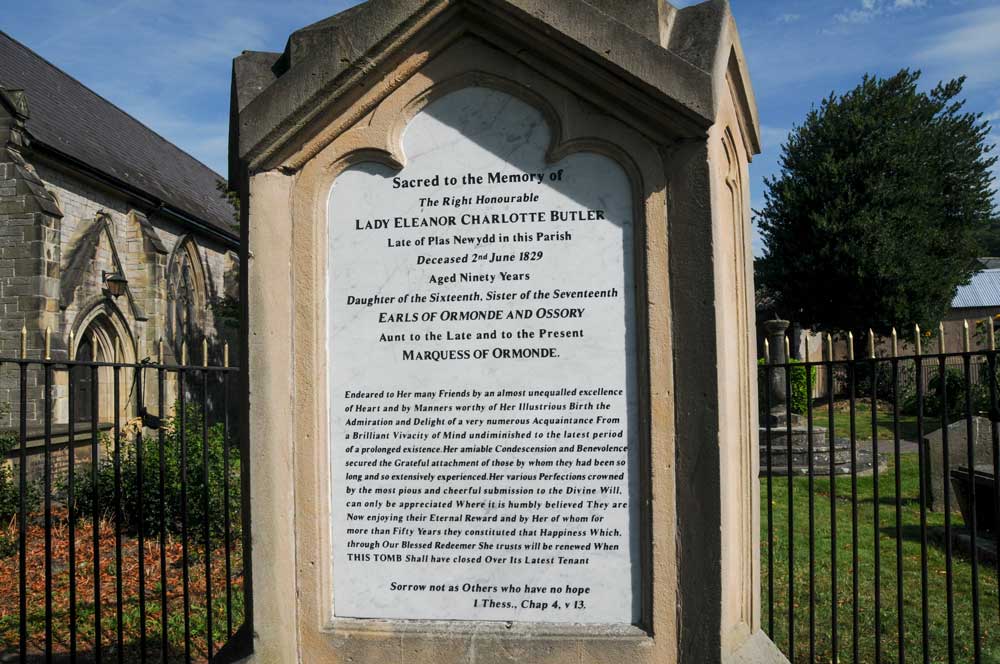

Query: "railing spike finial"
<box><xmin>158</xmin><ymin>337</ymin><xmax>164</xmax><ymax>365</ymax></box>
<box><xmin>44</xmin><ymin>327</ymin><xmax>51</xmax><ymax>361</ymax></box>
<box><xmin>202</xmin><ymin>338</ymin><xmax>209</xmax><ymax>368</ymax></box>
<box><xmin>891</xmin><ymin>327</ymin><xmax>898</xmax><ymax>358</ymax></box>
<box><xmin>69</xmin><ymin>329</ymin><xmax>75</xmax><ymax>362</ymax></box>
<box><xmin>868</xmin><ymin>328</ymin><xmax>876</xmax><ymax>359</ymax></box>
<box><xmin>938</xmin><ymin>322</ymin><xmax>946</xmax><ymax>355</ymax></box>
<box><xmin>990</xmin><ymin>316</ymin><xmax>996</xmax><ymax>352</ymax></box>
<box><xmin>804</xmin><ymin>334</ymin><xmax>810</xmax><ymax>360</ymax></box>
<box><xmin>784</xmin><ymin>335</ymin><xmax>790</xmax><ymax>364</ymax></box>
<box><xmin>181</xmin><ymin>340</ymin><xmax>188</xmax><ymax>366</ymax></box>
<box><xmin>115</xmin><ymin>337</ymin><xmax>121</xmax><ymax>364</ymax></box>
<box><xmin>963</xmin><ymin>319</ymin><xmax>971</xmax><ymax>353</ymax></box>
<box><xmin>914</xmin><ymin>324</ymin><xmax>921</xmax><ymax>357</ymax></box>
<box><xmin>826</xmin><ymin>333</ymin><xmax>833</xmax><ymax>362</ymax></box>
<box><xmin>20</xmin><ymin>325</ymin><xmax>26</xmax><ymax>359</ymax></box>
<box><xmin>224</xmin><ymin>342</ymin><xmax>230</xmax><ymax>368</ymax></box>
<box><xmin>848</xmin><ymin>331</ymin><xmax>855</xmax><ymax>361</ymax></box>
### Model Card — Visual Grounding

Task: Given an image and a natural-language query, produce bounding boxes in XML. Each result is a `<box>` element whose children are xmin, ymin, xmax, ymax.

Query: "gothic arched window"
<box><xmin>69</xmin><ymin>303</ymin><xmax>135</xmax><ymax>424</ymax></box>
<box><xmin>167</xmin><ymin>237</ymin><xmax>208</xmax><ymax>354</ymax></box>
<box><xmin>73</xmin><ymin>337</ymin><xmax>94</xmax><ymax>422</ymax></box>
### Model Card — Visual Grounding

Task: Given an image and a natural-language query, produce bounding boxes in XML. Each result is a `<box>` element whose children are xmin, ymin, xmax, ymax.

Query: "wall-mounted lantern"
<box><xmin>102</xmin><ymin>270</ymin><xmax>128</xmax><ymax>298</ymax></box>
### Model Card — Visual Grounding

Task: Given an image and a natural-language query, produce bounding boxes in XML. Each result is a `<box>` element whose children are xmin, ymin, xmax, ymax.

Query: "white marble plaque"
<box><xmin>328</xmin><ymin>87</ymin><xmax>640</xmax><ymax>623</ymax></box>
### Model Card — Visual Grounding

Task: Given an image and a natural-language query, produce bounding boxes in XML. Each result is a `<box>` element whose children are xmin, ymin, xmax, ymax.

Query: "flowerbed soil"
<box><xmin>0</xmin><ymin>509</ymin><xmax>244</xmax><ymax>663</ymax></box>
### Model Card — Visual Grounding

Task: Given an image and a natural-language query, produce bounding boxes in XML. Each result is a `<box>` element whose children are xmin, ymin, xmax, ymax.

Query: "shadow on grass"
<box><xmin>7</xmin><ymin>623</ymin><xmax>251</xmax><ymax>663</ymax></box>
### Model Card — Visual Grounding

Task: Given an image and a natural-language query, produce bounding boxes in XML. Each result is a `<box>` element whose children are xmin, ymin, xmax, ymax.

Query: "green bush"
<box><xmin>975</xmin><ymin>359</ymin><xmax>1000</xmax><ymax>414</ymax></box>
<box><xmin>758</xmin><ymin>358</ymin><xmax>814</xmax><ymax>415</ymax></box>
<box><xmin>901</xmin><ymin>362</ymin><xmax>999</xmax><ymax>418</ymax></box>
<box><xmin>0</xmin><ymin>430</ymin><xmax>40</xmax><ymax>523</ymax></box>
<box><xmin>854</xmin><ymin>361</ymin><xmax>912</xmax><ymax>403</ymax></box>
<box><xmin>920</xmin><ymin>368</ymin><xmax>970</xmax><ymax>419</ymax></box>
<box><xmin>789</xmin><ymin>359</ymin><xmax>815</xmax><ymax>414</ymax></box>
<box><xmin>65</xmin><ymin>402</ymin><xmax>240</xmax><ymax>538</ymax></box>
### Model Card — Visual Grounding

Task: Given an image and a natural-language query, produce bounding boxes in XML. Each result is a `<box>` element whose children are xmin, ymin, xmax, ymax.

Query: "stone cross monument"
<box><xmin>230</xmin><ymin>1</ymin><xmax>783</xmax><ymax>661</ymax></box>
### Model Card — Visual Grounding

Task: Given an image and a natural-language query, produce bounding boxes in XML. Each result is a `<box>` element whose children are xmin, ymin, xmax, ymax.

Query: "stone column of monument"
<box><xmin>231</xmin><ymin>1</ymin><xmax>785</xmax><ymax>662</ymax></box>
<box><xmin>763</xmin><ymin>319</ymin><xmax>789</xmax><ymax>424</ymax></box>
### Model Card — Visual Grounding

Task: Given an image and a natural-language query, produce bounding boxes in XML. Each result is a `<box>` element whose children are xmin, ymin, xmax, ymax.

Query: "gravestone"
<box><xmin>231</xmin><ymin>0</ymin><xmax>783</xmax><ymax>662</ymax></box>
<box><xmin>951</xmin><ymin>466</ymin><xmax>997</xmax><ymax>534</ymax></box>
<box><xmin>924</xmin><ymin>416</ymin><xmax>996</xmax><ymax>512</ymax></box>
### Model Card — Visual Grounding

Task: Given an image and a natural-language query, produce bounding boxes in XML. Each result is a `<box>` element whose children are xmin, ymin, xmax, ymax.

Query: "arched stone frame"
<box><xmin>68</xmin><ymin>298</ymin><xmax>137</xmax><ymax>424</ymax></box>
<box><xmin>275</xmin><ymin>35</ymin><xmax>680</xmax><ymax>661</ymax></box>
<box><xmin>721</xmin><ymin>124</ymin><xmax>756</xmax><ymax>634</ymax></box>
<box><xmin>60</xmin><ymin>210</ymin><xmax>147</xmax><ymax>322</ymax></box>
<box><xmin>166</xmin><ymin>234</ymin><xmax>210</xmax><ymax>355</ymax></box>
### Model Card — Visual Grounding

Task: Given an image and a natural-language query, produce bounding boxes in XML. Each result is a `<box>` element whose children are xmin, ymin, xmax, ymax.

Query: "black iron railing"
<box><xmin>0</xmin><ymin>339</ymin><xmax>250</xmax><ymax>663</ymax></box>
<box><xmin>760</xmin><ymin>328</ymin><xmax>999</xmax><ymax>664</ymax></box>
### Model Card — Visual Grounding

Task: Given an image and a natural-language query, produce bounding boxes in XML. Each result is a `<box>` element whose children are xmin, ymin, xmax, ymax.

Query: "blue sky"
<box><xmin>3</xmin><ymin>0</ymin><xmax>999</xmax><ymax>253</ymax></box>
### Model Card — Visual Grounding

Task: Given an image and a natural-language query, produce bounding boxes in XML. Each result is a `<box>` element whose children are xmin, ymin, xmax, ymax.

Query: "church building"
<box><xmin>0</xmin><ymin>31</ymin><xmax>238</xmax><ymax>460</ymax></box>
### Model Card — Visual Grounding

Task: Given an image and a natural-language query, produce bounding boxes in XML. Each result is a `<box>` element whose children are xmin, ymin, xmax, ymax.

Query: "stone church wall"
<box><xmin>0</xmin><ymin>153</ymin><xmax>237</xmax><ymax>441</ymax></box>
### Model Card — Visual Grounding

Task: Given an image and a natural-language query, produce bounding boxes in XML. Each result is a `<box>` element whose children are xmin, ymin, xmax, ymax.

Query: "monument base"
<box><xmin>759</xmin><ymin>426</ymin><xmax>877</xmax><ymax>476</ymax></box>
<box><xmin>762</xmin><ymin>408</ymin><xmax>803</xmax><ymax>428</ymax></box>
<box><xmin>725</xmin><ymin>630</ymin><xmax>791</xmax><ymax>664</ymax></box>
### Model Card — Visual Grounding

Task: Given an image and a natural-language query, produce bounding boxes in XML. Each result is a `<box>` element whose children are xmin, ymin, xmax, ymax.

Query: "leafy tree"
<box><xmin>757</xmin><ymin>69</ymin><xmax>997</xmax><ymax>335</ymax></box>
<box><xmin>213</xmin><ymin>179</ymin><xmax>241</xmax><ymax>332</ymax></box>
<box><xmin>976</xmin><ymin>216</ymin><xmax>1000</xmax><ymax>256</ymax></box>
<box><xmin>215</xmin><ymin>178</ymin><xmax>241</xmax><ymax>231</ymax></box>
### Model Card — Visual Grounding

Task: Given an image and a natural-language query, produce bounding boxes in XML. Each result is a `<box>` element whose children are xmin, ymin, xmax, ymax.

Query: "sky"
<box><xmin>3</xmin><ymin>0</ymin><xmax>999</xmax><ymax>253</ymax></box>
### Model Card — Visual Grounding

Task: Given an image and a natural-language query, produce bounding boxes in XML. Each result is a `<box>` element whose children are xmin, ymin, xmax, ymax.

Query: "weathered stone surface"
<box><xmin>230</xmin><ymin>0</ymin><xmax>760</xmax><ymax>178</ymax></box>
<box><xmin>950</xmin><ymin>465</ymin><xmax>997</xmax><ymax>535</ymax></box>
<box><xmin>236</xmin><ymin>0</ymin><xmax>769</xmax><ymax>662</ymax></box>
<box><xmin>924</xmin><ymin>416</ymin><xmax>996</xmax><ymax>512</ymax></box>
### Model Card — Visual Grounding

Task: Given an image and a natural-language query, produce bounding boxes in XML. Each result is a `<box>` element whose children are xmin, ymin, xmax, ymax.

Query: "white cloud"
<box><xmin>776</xmin><ymin>13</ymin><xmax>801</xmax><ymax>24</ymax></box>
<box><xmin>10</xmin><ymin>0</ymin><xmax>361</xmax><ymax>173</ymax></box>
<box><xmin>834</xmin><ymin>0</ymin><xmax>927</xmax><ymax>24</ymax></box>
<box><xmin>835</xmin><ymin>8</ymin><xmax>877</xmax><ymax>24</ymax></box>
<box><xmin>914</xmin><ymin>5</ymin><xmax>1000</xmax><ymax>89</ymax></box>
<box><xmin>13</xmin><ymin>1</ymin><xmax>273</xmax><ymax>174</ymax></box>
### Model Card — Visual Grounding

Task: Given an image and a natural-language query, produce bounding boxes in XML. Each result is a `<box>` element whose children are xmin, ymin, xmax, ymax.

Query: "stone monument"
<box><xmin>231</xmin><ymin>0</ymin><xmax>784</xmax><ymax>661</ymax></box>
<box><xmin>762</xmin><ymin>319</ymin><xmax>791</xmax><ymax>426</ymax></box>
<box><xmin>757</xmin><ymin>318</ymin><xmax>874</xmax><ymax>476</ymax></box>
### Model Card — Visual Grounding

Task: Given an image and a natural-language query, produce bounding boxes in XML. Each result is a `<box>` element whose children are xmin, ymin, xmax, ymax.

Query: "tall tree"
<box><xmin>757</xmin><ymin>69</ymin><xmax>997</xmax><ymax>335</ymax></box>
<box><xmin>976</xmin><ymin>216</ymin><xmax>1000</xmax><ymax>256</ymax></box>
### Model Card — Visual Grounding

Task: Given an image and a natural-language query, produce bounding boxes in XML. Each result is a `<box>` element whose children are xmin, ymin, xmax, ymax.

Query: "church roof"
<box><xmin>0</xmin><ymin>31</ymin><xmax>237</xmax><ymax>243</ymax></box>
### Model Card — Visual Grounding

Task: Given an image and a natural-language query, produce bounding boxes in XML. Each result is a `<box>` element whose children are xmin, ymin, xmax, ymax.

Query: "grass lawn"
<box><xmin>808</xmin><ymin>401</ymin><xmax>922</xmax><ymax>442</ymax></box>
<box><xmin>0</xmin><ymin>510</ymin><xmax>244</xmax><ymax>662</ymax></box>
<box><xmin>762</xmin><ymin>453</ymin><xmax>999</xmax><ymax>663</ymax></box>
